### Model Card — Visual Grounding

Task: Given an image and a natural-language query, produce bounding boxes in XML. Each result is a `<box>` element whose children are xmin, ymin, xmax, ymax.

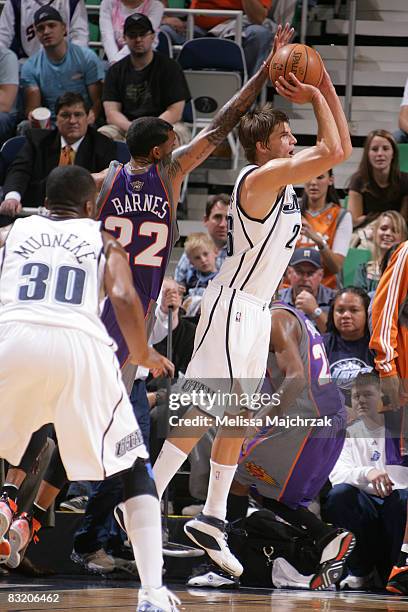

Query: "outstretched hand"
<box><xmin>264</xmin><ymin>23</ymin><xmax>294</xmax><ymax>72</ymax></box>
<box><xmin>274</xmin><ymin>72</ymin><xmax>320</xmax><ymax>105</ymax></box>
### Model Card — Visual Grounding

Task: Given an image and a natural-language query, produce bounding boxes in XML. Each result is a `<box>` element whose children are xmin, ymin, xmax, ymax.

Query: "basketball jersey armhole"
<box><xmin>237</xmin><ymin>167</ymin><xmax>285</xmax><ymax>225</ymax></box>
<box><xmin>96</xmin><ymin>161</ymin><xmax>123</xmax><ymax>219</ymax></box>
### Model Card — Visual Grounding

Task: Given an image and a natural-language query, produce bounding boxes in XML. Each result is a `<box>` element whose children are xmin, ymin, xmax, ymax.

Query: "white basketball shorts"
<box><xmin>182</xmin><ymin>282</ymin><xmax>271</xmax><ymax>416</ymax></box>
<box><xmin>0</xmin><ymin>322</ymin><xmax>148</xmax><ymax>480</ymax></box>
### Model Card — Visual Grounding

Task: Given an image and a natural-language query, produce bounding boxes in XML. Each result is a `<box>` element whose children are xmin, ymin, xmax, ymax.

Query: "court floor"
<box><xmin>0</xmin><ymin>578</ymin><xmax>407</xmax><ymax>611</ymax></box>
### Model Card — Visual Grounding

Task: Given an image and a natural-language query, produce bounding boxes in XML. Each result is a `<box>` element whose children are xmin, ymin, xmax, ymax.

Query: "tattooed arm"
<box><xmin>165</xmin><ymin>24</ymin><xmax>294</xmax><ymax>199</ymax></box>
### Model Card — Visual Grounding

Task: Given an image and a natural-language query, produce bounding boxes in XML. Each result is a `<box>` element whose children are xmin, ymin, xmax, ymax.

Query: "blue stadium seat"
<box><xmin>115</xmin><ymin>141</ymin><xmax>130</xmax><ymax>164</ymax></box>
<box><xmin>157</xmin><ymin>30</ymin><xmax>173</xmax><ymax>58</ymax></box>
<box><xmin>1</xmin><ymin>136</ymin><xmax>26</xmax><ymax>174</ymax></box>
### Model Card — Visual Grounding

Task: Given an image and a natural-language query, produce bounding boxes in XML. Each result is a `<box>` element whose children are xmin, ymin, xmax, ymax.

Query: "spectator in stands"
<box><xmin>324</xmin><ymin>373</ymin><xmax>408</xmax><ymax>590</ymax></box>
<box><xmin>353</xmin><ymin>211</ymin><xmax>407</xmax><ymax>294</ymax></box>
<box><xmin>174</xmin><ymin>193</ymin><xmax>229</xmax><ymax>286</ymax></box>
<box><xmin>100</xmin><ymin>0</ymin><xmax>164</xmax><ymax>63</ymax></box>
<box><xmin>323</xmin><ymin>287</ymin><xmax>375</xmax><ymax>423</ymax></box>
<box><xmin>183</xmin><ymin>232</ymin><xmax>218</xmax><ymax>295</ymax></box>
<box><xmin>279</xmin><ymin>248</ymin><xmax>336</xmax><ymax>334</ymax></box>
<box><xmin>161</xmin><ymin>0</ymin><xmax>275</xmax><ymax>77</ymax></box>
<box><xmin>348</xmin><ymin>130</ymin><xmax>408</xmax><ymax>236</ymax></box>
<box><xmin>0</xmin><ymin>48</ymin><xmax>19</xmax><ymax>147</ymax></box>
<box><xmin>20</xmin><ymin>6</ymin><xmax>103</xmax><ymax>123</ymax></box>
<box><xmin>394</xmin><ymin>76</ymin><xmax>408</xmax><ymax>143</ymax></box>
<box><xmin>0</xmin><ymin>92</ymin><xmax>116</xmax><ymax>216</ymax></box>
<box><xmin>99</xmin><ymin>14</ymin><xmax>190</xmax><ymax>145</ymax></box>
<box><xmin>0</xmin><ymin>0</ymin><xmax>89</xmax><ymax>60</ymax></box>
<box><xmin>297</xmin><ymin>170</ymin><xmax>352</xmax><ymax>289</ymax></box>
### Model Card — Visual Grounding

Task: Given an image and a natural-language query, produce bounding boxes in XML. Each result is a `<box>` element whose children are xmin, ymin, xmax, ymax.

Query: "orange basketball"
<box><xmin>269</xmin><ymin>44</ymin><xmax>324</xmax><ymax>88</ymax></box>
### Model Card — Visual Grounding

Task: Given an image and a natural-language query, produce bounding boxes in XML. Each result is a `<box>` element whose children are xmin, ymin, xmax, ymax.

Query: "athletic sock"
<box><xmin>153</xmin><ymin>441</ymin><xmax>188</xmax><ymax>499</ymax></box>
<box><xmin>203</xmin><ymin>460</ymin><xmax>237</xmax><ymax>521</ymax></box>
<box><xmin>32</xmin><ymin>503</ymin><xmax>47</xmax><ymax>526</ymax></box>
<box><xmin>1</xmin><ymin>484</ymin><xmax>18</xmax><ymax>502</ymax></box>
<box><xmin>397</xmin><ymin>544</ymin><xmax>408</xmax><ymax>567</ymax></box>
<box><xmin>122</xmin><ymin>495</ymin><xmax>163</xmax><ymax>589</ymax></box>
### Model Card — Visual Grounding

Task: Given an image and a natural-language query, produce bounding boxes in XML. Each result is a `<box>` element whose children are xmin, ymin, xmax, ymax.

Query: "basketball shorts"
<box><xmin>182</xmin><ymin>282</ymin><xmax>271</xmax><ymax>417</ymax></box>
<box><xmin>235</xmin><ymin>411</ymin><xmax>345</xmax><ymax>508</ymax></box>
<box><xmin>0</xmin><ymin>322</ymin><xmax>148</xmax><ymax>481</ymax></box>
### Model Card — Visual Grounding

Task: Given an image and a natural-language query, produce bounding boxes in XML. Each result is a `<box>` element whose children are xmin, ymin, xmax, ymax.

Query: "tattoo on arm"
<box><xmin>166</xmin><ymin>157</ymin><xmax>183</xmax><ymax>181</ymax></box>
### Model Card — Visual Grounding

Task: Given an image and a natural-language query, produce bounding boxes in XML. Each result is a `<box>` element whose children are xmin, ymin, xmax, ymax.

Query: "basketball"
<box><xmin>269</xmin><ymin>44</ymin><xmax>324</xmax><ymax>88</ymax></box>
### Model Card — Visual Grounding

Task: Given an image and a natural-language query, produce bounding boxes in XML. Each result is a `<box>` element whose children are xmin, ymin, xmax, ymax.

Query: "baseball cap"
<box><xmin>289</xmin><ymin>247</ymin><xmax>322</xmax><ymax>269</ymax></box>
<box><xmin>34</xmin><ymin>6</ymin><xmax>64</xmax><ymax>26</ymax></box>
<box><xmin>124</xmin><ymin>13</ymin><xmax>154</xmax><ymax>35</ymax></box>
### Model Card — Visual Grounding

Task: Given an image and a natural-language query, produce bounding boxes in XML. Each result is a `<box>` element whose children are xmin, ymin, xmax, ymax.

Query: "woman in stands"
<box><xmin>100</xmin><ymin>0</ymin><xmax>164</xmax><ymax>63</ymax></box>
<box><xmin>323</xmin><ymin>286</ymin><xmax>375</xmax><ymax>423</ymax></box>
<box><xmin>297</xmin><ymin>170</ymin><xmax>352</xmax><ymax>288</ymax></box>
<box><xmin>353</xmin><ymin>210</ymin><xmax>407</xmax><ymax>294</ymax></box>
<box><xmin>348</xmin><ymin>129</ymin><xmax>408</xmax><ymax>234</ymax></box>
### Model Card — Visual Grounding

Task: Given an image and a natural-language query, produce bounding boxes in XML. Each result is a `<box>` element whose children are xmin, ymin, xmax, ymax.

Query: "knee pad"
<box><xmin>43</xmin><ymin>445</ymin><xmax>68</xmax><ymax>490</ymax></box>
<box><xmin>121</xmin><ymin>458</ymin><xmax>158</xmax><ymax>502</ymax></box>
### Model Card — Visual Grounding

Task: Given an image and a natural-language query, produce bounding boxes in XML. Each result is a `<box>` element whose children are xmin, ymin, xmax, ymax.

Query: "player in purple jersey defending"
<box><xmin>228</xmin><ymin>301</ymin><xmax>355</xmax><ymax>590</ymax></box>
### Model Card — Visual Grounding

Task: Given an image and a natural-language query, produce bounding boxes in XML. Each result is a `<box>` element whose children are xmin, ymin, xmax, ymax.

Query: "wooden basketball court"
<box><xmin>1</xmin><ymin>579</ymin><xmax>407</xmax><ymax>611</ymax></box>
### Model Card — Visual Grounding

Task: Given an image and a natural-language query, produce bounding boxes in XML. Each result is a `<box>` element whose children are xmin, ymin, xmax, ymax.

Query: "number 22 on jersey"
<box><xmin>104</xmin><ymin>216</ymin><xmax>169</xmax><ymax>267</ymax></box>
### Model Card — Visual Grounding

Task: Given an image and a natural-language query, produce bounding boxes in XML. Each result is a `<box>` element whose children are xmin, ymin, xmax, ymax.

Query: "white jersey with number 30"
<box><xmin>0</xmin><ymin>215</ymin><xmax>111</xmax><ymax>344</ymax></box>
<box><xmin>214</xmin><ymin>164</ymin><xmax>302</xmax><ymax>301</ymax></box>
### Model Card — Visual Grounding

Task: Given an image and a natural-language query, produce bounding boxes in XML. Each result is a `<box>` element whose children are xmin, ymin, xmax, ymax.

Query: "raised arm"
<box><xmin>165</xmin><ymin>24</ymin><xmax>294</xmax><ymax>194</ymax></box>
<box><xmin>319</xmin><ymin>66</ymin><xmax>352</xmax><ymax>161</ymax></box>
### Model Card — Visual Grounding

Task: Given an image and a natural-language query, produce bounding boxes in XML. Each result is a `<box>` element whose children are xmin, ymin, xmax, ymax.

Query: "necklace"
<box><xmin>127</xmin><ymin>160</ymin><xmax>152</xmax><ymax>174</ymax></box>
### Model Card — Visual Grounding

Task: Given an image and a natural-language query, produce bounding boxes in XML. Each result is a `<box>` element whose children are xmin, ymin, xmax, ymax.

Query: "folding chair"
<box><xmin>178</xmin><ymin>38</ymin><xmax>247</xmax><ymax>169</ymax></box>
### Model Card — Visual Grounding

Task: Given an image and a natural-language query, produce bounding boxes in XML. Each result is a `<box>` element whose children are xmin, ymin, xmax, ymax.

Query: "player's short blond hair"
<box><xmin>184</xmin><ymin>232</ymin><xmax>216</xmax><ymax>258</ymax></box>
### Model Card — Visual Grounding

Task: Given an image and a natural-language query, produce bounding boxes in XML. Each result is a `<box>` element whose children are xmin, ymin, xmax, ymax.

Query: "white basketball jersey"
<box><xmin>215</xmin><ymin>165</ymin><xmax>302</xmax><ymax>301</ymax></box>
<box><xmin>0</xmin><ymin>215</ymin><xmax>111</xmax><ymax>344</ymax></box>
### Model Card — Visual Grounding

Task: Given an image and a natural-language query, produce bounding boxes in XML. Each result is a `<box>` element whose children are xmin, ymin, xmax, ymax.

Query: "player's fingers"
<box><xmin>278</xmin><ymin>75</ymin><xmax>297</xmax><ymax>91</ymax></box>
<box><xmin>287</xmin><ymin>72</ymin><xmax>303</xmax><ymax>88</ymax></box>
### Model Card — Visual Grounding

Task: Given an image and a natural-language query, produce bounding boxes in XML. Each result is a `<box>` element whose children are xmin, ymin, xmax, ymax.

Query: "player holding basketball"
<box><xmin>153</xmin><ymin>61</ymin><xmax>352</xmax><ymax>576</ymax></box>
<box><xmin>0</xmin><ymin>166</ymin><xmax>179</xmax><ymax>611</ymax></box>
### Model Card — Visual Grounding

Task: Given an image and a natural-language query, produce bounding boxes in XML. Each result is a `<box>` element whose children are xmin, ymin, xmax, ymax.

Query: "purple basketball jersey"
<box><xmin>98</xmin><ymin>163</ymin><xmax>174</xmax><ymax>365</ymax></box>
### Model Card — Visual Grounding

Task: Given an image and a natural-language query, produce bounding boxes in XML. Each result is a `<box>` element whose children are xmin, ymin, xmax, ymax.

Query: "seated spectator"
<box><xmin>323</xmin><ymin>287</ymin><xmax>375</xmax><ymax>422</ymax></box>
<box><xmin>0</xmin><ymin>0</ymin><xmax>89</xmax><ymax>60</ymax></box>
<box><xmin>348</xmin><ymin>130</ymin><xmax>408</xmax><ymax>247</ymax></box>
<box><xmin>0</xmin><ymin>92</ymin><xmax>116</xmax><ymax>216</ymax></box>
<box><xmin>0</xmin><ymin>48</ymin><xmax>19</xmax><ymax>147</ymax></box>
<box><xmin>279</xmin><ymin>248</ymin><xmax>336</xmax><ymax>334</ymax></box>
<box><xmin>323</xmin><ymin>373</ymin><xmax>408</xmax><ymax>589</ymax></box>
<box><xmin>161</xmin><ymin>0</ymin><xmax>275</xmax><ymax>77</ymax></box>
<box><xmin>99</xmin><ymin>14</ymin><xmax>190</xmax><ymax>145</ymax></box>
<box><xmin>100</xmin><ymin>0</ymin><xmax>164</xmax><ymax>63</ymax></box>
<box><xmin>183</xmin><ymin>232</ymin><xmax>218</xmax><ymax>295</ymax></box>
<box><xmin>353</xmin><ymin>211</ymin><xmax>407</xmax><ymax>294</ymax></box>
<box><xmin>298</xmin><ymin>170</ymin><xmax>352</xmax><ymax>289</ymax></box>
<box><xmin>394</xmin><ymin>75</ymin><xmax>408</xmax><ymax>144</ymax></box>
<box><xmin>20</xmin><ymin>6</ymin><xmax>104</xmax><ymax>124</ymax></box>
<box><xmin>175</xmin><ymin>193</ymin><xmax>228</xmax><ymax>287</ymax></box>
<box><xmin>161</xmin><ymin>0</ymin><xmax>277</xmax><ymax>76</ymax></box>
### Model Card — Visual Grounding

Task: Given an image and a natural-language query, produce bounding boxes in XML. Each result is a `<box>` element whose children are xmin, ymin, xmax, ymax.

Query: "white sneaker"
<box><xmin>137</xmin><ymin>586</ymin><xmax>180</xmax><ymax>611</ymax></box>
<box><xmin>182</xmin><ymin>504</ymin><xmax>204</xmax><ymax>517</ymax></box>
<box><xmin>310</xmin><ymin>529</ymin><xmax>356</xmax><ymax>590</ymax></box>
<box><xmin>339</xmin><ymin>572</ymin><xmax>375</xmax><ymax>590</ymax></box>
<box><xmin>184</xmin><ymin>513</ymin><xmax>243</xmax><ymax>577</ymax></box>
<box><xmin>186</xmin><ymin>563</ymin><xmax>238</xmax><ymax>588</ymax></box>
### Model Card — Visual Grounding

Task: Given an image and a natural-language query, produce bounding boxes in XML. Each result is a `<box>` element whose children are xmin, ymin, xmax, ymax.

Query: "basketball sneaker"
<box><xmin>386</xmin><ymin>565</ymin><xmax>408</xmax><ymax>595</ymax></box>
<box><xmin>71</xmin><ymin>549</ymin><xmax>116</xmax><ymax>574</ymax></box>
<box><xmin>186</xmin><ymin>562</ymin><xmax>238</xmax><ymax>588</ymax></box>
<box><xmin>310</xmin><ymin>529</ymin><xmax>356</xmax><ymax>590</ymax></box>
<box><xmin>184</xmin><ymin>513</ymin><xmax>243</xmax><ymax>577</ymax></box>
<box><xmin>0</xmin><ymin>494</ymin><xmax>17</xmax><ymax>539</ymax></box>
<box><xmin>137</xmin><ymin>586</ymin><xmax>180</xmax><ymax>611</ymax></box>
<box><xmin>7</xmin><ymin>513</ymin><xmax>40</xmax><ymax>569</ymax></box>
<box><xmin>0</xmin><ymin>537</ymin><xmax>11</xmax><ymax>564</ymax></box>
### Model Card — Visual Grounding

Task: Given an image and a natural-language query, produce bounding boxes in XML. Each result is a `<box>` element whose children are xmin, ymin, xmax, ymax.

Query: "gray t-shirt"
<box><xmin>0</xmin><ymin>48</ymin><xmax>19</xmax><ymax>113</ymax></box>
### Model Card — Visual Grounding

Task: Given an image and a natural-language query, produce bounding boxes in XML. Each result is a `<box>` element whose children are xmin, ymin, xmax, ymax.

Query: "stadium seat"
<box><xmin>157</xmin><ymin>30</ymin><xmax>173</xmax><ymax>58</ymax></box>
<box><xmin>115</xmin><ymin>141</ymin><xmax>131</xmax><ymax>164</ymax></box>
<box><xmin>398</xmin><ymin>143</ymin><xmax>408</xmax><ymax>173</ymax></box>
<box><xmin>178</xmin><ymin>38</ymin><xmax>247</xmax><ymax>169</ymax></box>
<box><xmin>0</xmin><ymin>136</ymin><xmax>26</xmax><ymax>175</ymax></box>
<box><xmin>341</xmin><ymin>247</ymin><xmax>372</xmax><ymax>288</ymax></box>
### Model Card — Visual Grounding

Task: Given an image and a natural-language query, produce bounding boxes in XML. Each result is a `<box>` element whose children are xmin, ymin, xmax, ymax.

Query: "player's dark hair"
<box><xmin>205</xmin><ymin>193</ymin><xmax>230</xmax><ymax>218</ymax></box>
<box><xmin>300</xmin><ymin>169</ymin><xmax>341</xmax><ymax>213</ymax></box>
<box><xmin>326</xmin><ymin>286</ymin><xmax>371</xmax><ymax>337</ymax></box>
<box><xmin>238</xmin><ymin>104</ymin><xmax>289</xmax><ymax>164</ymax></box>
<box><xmin>46</xmin><ymin>166</ymin><xmax>96</xmax><ymax>210</ymax></box>
<box><xmin>126</xmin><ymin>117</ymin><xmax>173</xmax><ymax>158</ymax></box>
<box><xmin>55</xmin><ymin>92</ymin><xmax>90</xmax><ymax>116</ymax></box>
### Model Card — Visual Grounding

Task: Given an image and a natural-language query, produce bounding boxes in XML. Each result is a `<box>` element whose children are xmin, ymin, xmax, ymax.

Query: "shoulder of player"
<box><xmin>271</xmin><ymin>307</ymin><xmax>302</xmax><ymax>342</ymax></box>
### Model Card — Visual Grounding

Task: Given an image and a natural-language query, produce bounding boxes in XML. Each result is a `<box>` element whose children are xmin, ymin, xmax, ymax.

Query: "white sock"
<box><xmin>122</xmin><ymin>495</ymin><xmax>163</xmax><ymax>589</ymax></box>
<box><xmin>153</xmin><ymin>440</ymin><xmax>187</xmax><ymax>499</ymax></box>
<box><xmin>202</xmin><ymin>460</ymin><xmax>237</xmax><ymax>521</ymax></box>
<box><xmin>402</xmin><ymin>543</ymin><xmax>408</xmax><ymax>554</ymax></box>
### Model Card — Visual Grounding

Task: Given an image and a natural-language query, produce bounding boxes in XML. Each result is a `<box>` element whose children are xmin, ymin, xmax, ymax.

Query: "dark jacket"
<box><xmin>2</xmin><ymin>126</ymin><xmax>116</xmax><ymax>207</ymax></box>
